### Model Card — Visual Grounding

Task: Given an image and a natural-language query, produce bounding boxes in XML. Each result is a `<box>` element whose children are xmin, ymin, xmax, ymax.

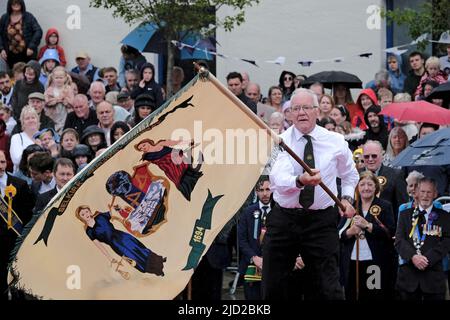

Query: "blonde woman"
<box><xmin>10</xmin><ymin>105</ymin><xmax>40</xmax><ymax>171</ymax></box>
<box><xmin>383</xmin><ymin>127</ymin><xmax>409</xmax><ymax>168</ymax></box>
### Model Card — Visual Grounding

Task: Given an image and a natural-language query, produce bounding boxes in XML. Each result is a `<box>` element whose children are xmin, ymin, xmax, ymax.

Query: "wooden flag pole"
<box><xmin>192</xmin><ymin>62</ymin><xmax>346</xmax><ymax>213</ymax></box>
<box><xmin>278</xmin><ymin>140</ymin><xmax>346</xmax><ymax>212</ymax></box>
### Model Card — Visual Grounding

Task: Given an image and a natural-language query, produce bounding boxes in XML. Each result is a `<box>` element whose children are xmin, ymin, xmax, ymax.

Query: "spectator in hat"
<box><xmin>128</xmin><ymin>93</ymin><xmax>156</xmax><ymax>127</ymax></box>
<box><xmin>11</xmin><ymin>91</ymin><xmax>54</xmax><ymax>135</ymax></box>
<box><xmin>28</xmin><ymin>91</ymin><xmax>54</xmax><ymax>129</ymax></box>
<box><xmin>352</xmin><ymin>89</ymin><xmax>378</xmax><ymax>130</ymax></box>
<box><xmin>110</xmin><ymin>121</ymin><xmax>130</xmax><ymax>145</ymax></box>
<box><xmin>37</xmin><ymin>27</ymin><xmax>66</xmax><ymax>67</ymax></box>
<box><xmin>360</xmin><ymin>105</ymin><xmax>389</xmax><ymax>150</ymax></box>
<box><xmin>80</xmin><ymin>125</ymin><xmax>107</xmax><ymax>156</ymax></box>
<box><xmin>70</xmin><ymin>51</ymin><xmax>100</xmax><ymax>83</ymax></box>
<box><xmin>386</xmin><ymin>54</ymin><xmax>406</xmax><ymax>95</ymax></box>
<box><xmin>117</xmin><ymin>91</ymin><xmax>134</xmax><ymax>115</ymax></box>
<box><xmin>38</xmin><ymin>48</ymin><xmax>60</xmax><ymax>87</ymax></box>
<box><xmin>72</xmin><ymin>143</ymin><xmax>92</xmax><ymax>172</ymax></box>
<box><xmin>33</xmin><ymin>127</ymin><xmax>59</xmax><ymax>158</ymax></box>
<box><xmin>63</xmin><ymin>94</ymin><xmax>98</xmax><ymax>138</ymax></box>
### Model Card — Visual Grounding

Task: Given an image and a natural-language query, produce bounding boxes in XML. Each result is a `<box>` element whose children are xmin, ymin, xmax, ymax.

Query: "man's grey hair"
<box><xmin>394</xmin><ymin>92</ymin><xmax>412</xmax><ymax>102</ymax></box>
<box><xmin>363</xmin><ymin>140</ymin><xmax>385</xmax><ymax>155</ymax></box>
<box><xmin>291</xmin><ymin>88</ymin><xmax>319</xmax><ymax>107</ymax></box>
<box><xmin>245</xmin><ymin>82</ymin><xmax>261</xmax><ymax>94</ymax></box>
<box><xmin>89</xmin><ymin>81</ymin><xmax>106</xmax><ymax>94</ymax></box>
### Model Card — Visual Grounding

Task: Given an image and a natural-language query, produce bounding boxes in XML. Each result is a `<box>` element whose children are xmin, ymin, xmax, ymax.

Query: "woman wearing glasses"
<box><xmin>278</xmin><ymin>70</ymin><xmax>296</xmax><ymax>102</ymax></box>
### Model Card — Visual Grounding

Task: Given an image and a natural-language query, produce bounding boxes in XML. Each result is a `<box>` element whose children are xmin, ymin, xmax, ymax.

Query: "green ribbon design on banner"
<box><xmin>182</xmin><ymin>190</ymin><xmax>223</xmax><ymax>270</ymax></box>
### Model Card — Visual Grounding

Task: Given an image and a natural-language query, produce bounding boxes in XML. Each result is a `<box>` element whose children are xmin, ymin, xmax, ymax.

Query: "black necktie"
<box><xmin>299</xmin><ymin>135</ymin><xmax>315</xmax><ymax>208</ymax></box>
<box><xmin>261</xmin><ymin>206</ymin><xmax>269</xmax><ymax>220</ymax></box>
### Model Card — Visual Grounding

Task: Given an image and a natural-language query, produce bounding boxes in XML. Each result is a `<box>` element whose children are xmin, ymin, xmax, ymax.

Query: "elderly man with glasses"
<box><xmin>262</xmin><ymin>88</ymin><xmax>359</xmax><ymax>300</ymax></box>
<box><xmin>362</xmin><ymin>140</ymin><xmax>408</xmax><ymax>223</ymax></box>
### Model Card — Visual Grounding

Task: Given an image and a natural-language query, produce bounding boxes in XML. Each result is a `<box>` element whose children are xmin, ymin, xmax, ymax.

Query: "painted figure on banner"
<box><xmin>134</xmin><ymin>138</ymin><xmax>203</xmax><ymax>201</ymax></box>
<box><xmin>75</xmin><ymin>205</ymin><xmax>166</xmax><ymax>279</ymax></box>
<box><xmin>105</xmin><ymin>164</ymin><xmax>169</xmax><ymax>237</ymax></box>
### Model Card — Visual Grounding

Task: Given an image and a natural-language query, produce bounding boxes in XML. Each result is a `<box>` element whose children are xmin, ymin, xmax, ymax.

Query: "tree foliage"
<box><xmin>381</xmin><ymin>0</ymin><xmax>450</xmax><ymax>51</ymax></box>
<box><xmin>90</xmin><ymin>0</ymin><xmax>259</xmax><ymax>96</ymax></box>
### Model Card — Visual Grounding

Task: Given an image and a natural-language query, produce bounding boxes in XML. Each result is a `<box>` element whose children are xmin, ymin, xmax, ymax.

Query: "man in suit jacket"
<box><xmin>363</xmin><ymin>140</ymin><xmax>408</xmax><ymax>224</ymax></box>
<box><xmin>28</xmin><ymin>151</ymin><xmax>55</xmax><ymax>197</ymax></box>
<box><xmin>0</xmin><ymin>150</ymin><xmax>34</xmax><ymax>300</ymax></box>
<box><xmin>33</xmin><ymin>158</ymin><xmax>75</xmax><ymax>215</ymax></box>
<box><xmin>395</xmin><ymin>177</ymin><xmax>450</xmax><ymax>300</ymax></box>
<box><xmin>238</xmin><ymin>176</ymin><xmax>272</xmax><ymax>300</ymax></box>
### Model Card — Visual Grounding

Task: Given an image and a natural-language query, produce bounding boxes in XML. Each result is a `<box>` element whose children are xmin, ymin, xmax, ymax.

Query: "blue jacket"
<box><xmin>238</xmin><ymin>203</ymin><xmax>265</xmax><ymax>274</ymax></box>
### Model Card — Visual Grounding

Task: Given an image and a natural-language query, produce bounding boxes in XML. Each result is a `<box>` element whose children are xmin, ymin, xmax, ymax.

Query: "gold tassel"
<box><xmin>5</xmin><ymin>185</ymin><xmax>17</xmax><ymax>230</ymax></box>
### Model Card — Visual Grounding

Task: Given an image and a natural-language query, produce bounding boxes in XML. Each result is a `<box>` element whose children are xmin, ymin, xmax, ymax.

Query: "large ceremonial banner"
<box><xmin>9</xmin><ymin>72</ymin><xmax>274</xmax><ymax>299</ymax></box>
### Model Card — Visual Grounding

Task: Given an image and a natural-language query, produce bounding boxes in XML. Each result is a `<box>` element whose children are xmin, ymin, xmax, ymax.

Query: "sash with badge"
<box><xmin>0</xmin><ymin>185</ymin><xmax>22</xmax><ymax>236</ymax></box>
<box><xmin>244</xmin><ymin>208</ymin><xmax>267</xmax><ymax>282</ymax></box>
<box><xmin>409</xmin><ymin>206</ymin><xmax>442</xmax><ymax>255</ymax></box>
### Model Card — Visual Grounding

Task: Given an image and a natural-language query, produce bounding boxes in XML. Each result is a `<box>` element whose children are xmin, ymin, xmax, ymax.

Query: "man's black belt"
<box><xmin>276</xmin><ymin>203</ymin><xmax>333</xmax><ymax>215</ymax></box>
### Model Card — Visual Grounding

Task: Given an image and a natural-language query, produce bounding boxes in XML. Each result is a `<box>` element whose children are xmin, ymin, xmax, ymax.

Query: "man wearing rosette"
<box><xmin>395</xmin><ymin>177</ymin><xmax>450</xmax><ymax>300</ymax></box>
<box><xmin>0</xmin><ymin>150</ymin><xmax>35</xmax><ymax>300</ymax></box>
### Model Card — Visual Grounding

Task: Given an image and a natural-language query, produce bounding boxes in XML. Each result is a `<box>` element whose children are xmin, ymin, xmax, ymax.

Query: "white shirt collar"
<box><xmin>0</xmin><ymin>173</ymin><xmax>7</xmax><ymax>197</ymax></box>
<box><xmin>293</xmin><ymin>125</ymin><xmax>319</xmax><ymax>142</ymax></box>
<box><xmin>418</xmin><ymin>205</ymin><xmax>433</xmax><ymax>215</ymax></box>
<box><xmin>259</xmin><ymin>201</ymin><xmax>270</xmax><ymax>212</ymax></box>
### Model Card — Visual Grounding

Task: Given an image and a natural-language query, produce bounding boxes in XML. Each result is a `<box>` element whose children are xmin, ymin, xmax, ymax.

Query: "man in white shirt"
<box><xmin>262</xmin><ymin>89</ymin><xmax>358</xmax><ymax>300</ymax></box>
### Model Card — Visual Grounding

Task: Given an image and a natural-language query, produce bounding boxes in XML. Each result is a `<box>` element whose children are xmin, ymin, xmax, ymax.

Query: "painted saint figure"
<box><xmin>134</xmin><ymin>139</ymin><xmax>203</xmax><ymax>201</ymax></box>
<box><xmin>75</xmin><ymin>205</ymin><xmax>166</xmax><ymax>277</ymax></box>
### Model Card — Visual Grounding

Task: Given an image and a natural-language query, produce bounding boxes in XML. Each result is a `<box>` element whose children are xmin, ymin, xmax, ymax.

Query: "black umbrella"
<box><xmin>426</xmin><ymin>82</ymin><xmax>450</xmax><ymax>100</ymax></box>
<box><xmin>392</xmin><ymin>128</ymin><xmax>450</xmax><ymax>167</ymax></box>
<box><xmin>302</xmin><ymin>71</ymin><xmax>362</xmax><ymax>89</ymax></box>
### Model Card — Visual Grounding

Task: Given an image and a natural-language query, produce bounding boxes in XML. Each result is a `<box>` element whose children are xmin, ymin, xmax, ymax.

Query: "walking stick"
<box><xmin>354</xmin><ymin>194</ymin><xmax>361</xmax><ymax>301</ymax></box>
<box><xmin>187</xmin><ymin>279</ymin><xmax>192</xmax><ymax>300</ymax></box>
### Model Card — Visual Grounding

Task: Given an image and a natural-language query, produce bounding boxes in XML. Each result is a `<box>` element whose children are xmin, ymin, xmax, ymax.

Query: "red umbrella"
<box><xmin>379</xmin><ymin>101</ymin><xmax>450</xmax><ymax>125</ymax></box>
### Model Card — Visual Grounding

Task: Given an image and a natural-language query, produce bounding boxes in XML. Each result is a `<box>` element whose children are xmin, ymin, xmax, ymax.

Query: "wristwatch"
<box><xmin>342</xmin><ymin>195</ymin><xmax>355</xmax><ymax>205</ymax></box>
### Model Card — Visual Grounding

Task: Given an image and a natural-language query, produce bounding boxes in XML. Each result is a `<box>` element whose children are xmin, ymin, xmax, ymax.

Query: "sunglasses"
<box><xmin>284</xmin><ymin>76</ymin><xmax>293</xmax><ymax>81</ymax></box>
<box><xmin>363</xmin><ymin>154</ymin><xmax>378</xmax><ymax>160</ymax></box>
